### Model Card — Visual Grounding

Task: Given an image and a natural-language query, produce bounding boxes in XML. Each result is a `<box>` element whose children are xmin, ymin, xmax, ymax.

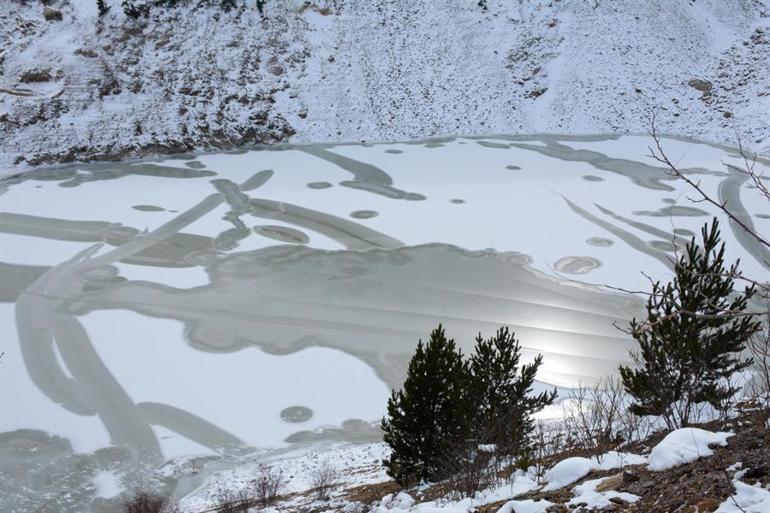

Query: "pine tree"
<box><xmin>619</xmin><ymin>219</ymin><xmax>760</xmax><ymax>429</ymax></box>
<box><xmin>97</xmin><ymin>0</ymin><xmax>110</xmax><ymax>16</ymax></box>
<box><xmin>381</xmin><ymin>325</ymin><xmax>472</xmax><ymax>485</ymax></box>
<box><xmin>122</xmin><ymin>0</ymin><xmax>148</xmax><ymax>18</ymax></box>
<box><xmin>469</xmin><ymin>327</ymin><xmax>556</xmax><ymax>457</ymax></box>
<box><xmin>256</xmin><ymin>0</ymin><xmax>267</xmax><ymax>16</ymax></box>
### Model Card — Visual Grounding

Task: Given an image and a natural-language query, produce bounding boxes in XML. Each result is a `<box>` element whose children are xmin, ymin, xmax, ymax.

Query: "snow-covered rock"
<box><xmin>543</xmin><ymin>451</ymin><xmax>646</xmax><ymax>491</ymax></box>
<box><xmin>647</xmin><ymin>428</ymin><xmax>733</xmax><ymax>471</ymax></box>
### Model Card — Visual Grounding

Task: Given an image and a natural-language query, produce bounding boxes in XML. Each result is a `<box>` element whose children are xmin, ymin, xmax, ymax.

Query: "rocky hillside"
<box><xmin>1</xmin><ymin>0</ymin><xmax>769</xmax><ymax>170</ymax></box>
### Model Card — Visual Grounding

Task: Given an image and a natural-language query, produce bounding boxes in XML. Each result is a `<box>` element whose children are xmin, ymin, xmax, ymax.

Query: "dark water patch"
<box><xmin>0</xmin><ymin>262</ymin><xmax>49</xmax><ymax>302</ymax></box>
<box><xmin>285</xmin><ymin>419</ymin><xmax>381</xmax><ymax>444</ymax></box>
<box><xmin>339</xmin><ymin>180</ymin><xmax>427</xmax><ymax>200</ymax></box>
<box><xmin>662</xmin><ymin>198</ymin><xmax>676</xmax><ymax>204</ymax></box>
<box><xmin>477</xmin><ymin>141</ymin><xmax>511</xmax><ymax>149</ymax></box>
<box><xmin>719</xmin><ymin>167</ymin><xmax>770</xmax><ymax>269</ymax></box>
<box><xmin>211</xmin><ymin>179</ymin><xmax>251</xmax><ymax>212</ymax></box>
<box><xmin>674</xmin><ymin>228</ymin><xmax>695</xmax><ymax>237</ymax></box>
<box><xmin>582</xmin><ymin>175</ymin><xmax>604</xmax><ymax>182</ymax></box>
<box><xmin>648</xmin><ymin>240</ymin><xmax>677</xmax><ymax>252</ymax></box>
<box><xmin>300</xmin><ymin>147</ymin><xmax>424</xmax><ymax>201</ymax></box>
<box><xmin>307</xmin><ymin>181</ymin><xmax>333</xmax><ymax>189</ymax></box>
<box><xmin>506</xmin><ymin>165</ymin><xmax>522</xmax><ymax>171</ymax></box>
<box><xmin>450</xmin><ymin>198</ymin><xmax>466</xmax><ymax>204</ymax></box>
<box><xmin>239</xmin><ymin>170</ymin><xmax>274</xmax><ymax>192</ymax></box>
<box><xmin>553</xmin><ymin>256</ymin><xmax>602</xmax><ymax>274</ymax></box>
<box><xmin>57</xmin><ymin>163</ymin><xmax>217</xmax><ymax>188</ymax></box>
<box><xmin>138</xmin><ymin>402</ymin><xmax>245</xmax><ymax>451</ymax></box>
<box><xmin>632</xmin><ymin>205</ymin><xmax>709</xmax><ymax>217</ymax></box>
<box><xmin>757</xmin><ymin>214</ymin><xmax>770</xmax><ymax>219</ymax></box>
<box><xmin>350</xmin><ymin>210</ymin><xmax>378</xmax><ymax>219</ymax></box>
<box><xmin>66</xmin><ymin>243</ymin><xmax>643</xmax><ymax>390</ymax></box>
<box><xmin>594</xmin><ymin>204</ymin><xmax>688</xmax><ymax>249</ymax></box>
<box><xmin>280</xmin><ymin>406</ymin><xmax>313</xmax><ymax>423</ymax></box>
<box><xmin>511</xmin><ymin>138</ymin><xmax>721</xmax><ymax>191</ymax></box>
<box><xmin>185</xmin><ymin>161</ymin><xmax>206</xmax><ymax>170</ymax></box>
<box><xmin>249</xmin><ymin>199</ymin><xmax>402</xmax><ymax>250</ymax></box>
<box><xmin>0</xmin><ymin>213</ymin><xmax>113</xmax><ymax>242</ymax></box>
<box><xmin>385</xmin><ymin>149</ymin><xmax>403</xmax><ymax>154</ymax></box>
<box><xmin>562</xmin><ymin>196</ymin><xmax>673</xmax><ymax>270</ymax></box>
<box><xmin>131</xmin><ymin>205</ymin><xmax>165</xmax><ymax>212</ymax></box>
<box><xmin>586</xmin><ymin>237</ymin><xmax>613</xmax><ymax>247</ymax></box>
<box><xmin>253</xmin><ymin>225</ymin><xmax>310</xmax><ymax>244</ymax></box>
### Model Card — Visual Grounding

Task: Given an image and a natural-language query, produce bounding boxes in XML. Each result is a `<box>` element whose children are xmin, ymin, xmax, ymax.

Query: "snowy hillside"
<box><xmin>1</xmin><ymin>0</ymin><xmax>769</xmax><ymax>170</ymax></box>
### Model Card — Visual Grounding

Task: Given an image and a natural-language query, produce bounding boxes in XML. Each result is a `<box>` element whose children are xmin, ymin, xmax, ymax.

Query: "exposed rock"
<box><xmin>74</xmin><ymin>48</ymin><xmax>98</xmax><ymax>58</ymax></box>
<box><xmin>42</xmin><ymin>6</ymin><xmax>62</xmax><ymax>22</ymax></box>
<box><xmin>688</xmin><ymin>78</ymin><xmax>712</xmax><ymax>92</ymax></box>
<box><xmin>20</xmin><ymin>69</ymin><xmax>52</xmax><ymax>83</ymax></box>
<box><xmin>694</xmin><ymin>497</ymin><xmax>721</xmax><ymax>512</ymax></box>
<box><xmin>622</xmin><ymin>470</ymin><xmax>639</xmax><ymax>484</ymax></box>
<box><xmin>596</xmin><ymin>473</ymin><xmax>624</xmax><ymax>492</ymax></box>
<box><xmin>743</xmin><ymin>465</ymin><xmax>767</xmax><ymax>481</ymax></box>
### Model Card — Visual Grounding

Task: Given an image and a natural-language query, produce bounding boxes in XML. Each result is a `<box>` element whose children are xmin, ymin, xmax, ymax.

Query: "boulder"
<box><xmin>43</xmin><ymin>7</ymin><xmax>62</xmax><ymax>22</ymax></box>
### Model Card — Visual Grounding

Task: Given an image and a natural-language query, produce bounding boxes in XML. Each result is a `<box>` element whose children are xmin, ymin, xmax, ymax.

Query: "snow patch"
<box><xmin>647</xmin><ymin>428</ymin><xmax>733</xmax><ymax>471</ymax></box>
<box><xmin>567</xmin><ymin>476</ymin><xmax>640</xmax><ymax>509</ymax></box>
<box><xmin>92</xmin><ymin>470</ymin><xmax>123</xmax><ymax>499</ymax></box>
<box><xmin>543</xmin><ymin>451</ymin><xmax>646</xmax><ymax>491</ymax></box>
<box><xmin>497</xmin><ymin>499</ymin><xmax>553</xmax><ymax>513</ymax></box>
<box><xmin>715</xmin><ymin>480</ymin><xmax>770</xmax><ymax>513</ymax></box>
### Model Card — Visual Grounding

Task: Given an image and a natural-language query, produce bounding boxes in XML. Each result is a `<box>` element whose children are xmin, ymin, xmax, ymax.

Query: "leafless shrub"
<box><xmin>252</xmin><ymin>463</ymin><xmax>286</xmax><ymax>508</ymax></box>
<box><xmin>524</xmin><ymin>420</ymin><xmax>568</xmax><ymax>484</ymax></box>
<box><xmin>123</xmin><ymin>490</ymin><xmax>179</xmax><ymax>513</ymax></box>
<box><xmin>439</xmin><ymin>442</ymin><xmax>498</xmax><ymax>499</ymax></box>
<box><xmin>563</xmin><ymin>376</ymin><xmax>625</xmax><ymax>461</ymax></box>
<box><xmin>213</xmin><ymin>484</ymin><xmax>253</xmax><ymax>513</ymax></box>
<box><xmin>747</xmin><ymin>309</ymin><xmax>770</xmax><ymax>423</ymax></box>
<box><xmin>617</xmin><ymin>404</ymin><xmax>654</xmax><ymax>447</ymax></box>
<box><xmin>309</xmin><ymin>459</ymin><xmax>340</xmax><ymax>501</ymax></box>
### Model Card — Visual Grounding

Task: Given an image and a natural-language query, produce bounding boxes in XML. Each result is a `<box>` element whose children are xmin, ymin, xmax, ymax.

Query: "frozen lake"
<box><xmin>1</xmin><ymin>134</ymin><xmax>768</xmax><ymax>512</ymax></box>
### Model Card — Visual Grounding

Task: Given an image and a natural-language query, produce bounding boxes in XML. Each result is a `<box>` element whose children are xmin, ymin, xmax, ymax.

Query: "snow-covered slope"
<box><xmin>1</xmin><ymin>0</ymin><xmax>769</xmax><ymax>170</ymax></box>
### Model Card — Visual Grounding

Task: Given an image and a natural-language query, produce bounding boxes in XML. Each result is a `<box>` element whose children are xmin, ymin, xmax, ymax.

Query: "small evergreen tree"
<box><xmin>97</xmin><ymin>0</ymin><xmax>110</xmax><ymax>16</ymax></box>
<box><xmin>256</xmin><ymin>0</ymin><xmax>267</xmax><ymax>16</ymax></box>
<box><xmin>122</xmin><ymin>0</ymin><xmax>148</xmax><ymax>18</ymax></box>
<box><xmin>469</xmin><ymin>327</ymin><xmax>556</xmax><ymax>457</ymax></box>
<box><xmin>381</xmin><ymin>325</ymin><xmax>472</xmax><ymax>485</ymax></box>
<box><xmin>619</xmin><ymin>219</ymin><xmax>760</xmax><ymax>429</ymax></box>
